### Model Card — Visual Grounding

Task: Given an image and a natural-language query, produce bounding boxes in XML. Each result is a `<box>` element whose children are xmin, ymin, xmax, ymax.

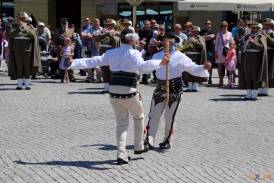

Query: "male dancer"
<box><xmin>70</xmin><ymin>32</ymin><xmax>168</xmax><ymax>164</ymax></box>
<box><xmin>144</xmin><ymin>32</ymin><xmax>211</xmax><ymax>150</ymax></box>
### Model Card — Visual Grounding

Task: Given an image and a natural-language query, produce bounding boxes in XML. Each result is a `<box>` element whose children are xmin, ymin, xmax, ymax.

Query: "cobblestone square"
<box><xmin>0</xmin><ymin>71</ymin><xmax>273</xmax><ymax>183</ymax></box>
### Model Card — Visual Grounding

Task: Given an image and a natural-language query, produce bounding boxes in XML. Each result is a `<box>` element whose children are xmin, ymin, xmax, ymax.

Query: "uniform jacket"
<box><xmin>8</xmin><ymin>23</ymin><xmax>41</xmax><ymax>79</ymax></box>
<box><xmin>241</xmin><ymin>33</ymin><xmax>268</xmax><ymax>86</ymax></box>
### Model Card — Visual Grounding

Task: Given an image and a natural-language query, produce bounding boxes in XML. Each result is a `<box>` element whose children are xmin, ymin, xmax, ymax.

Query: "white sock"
<box><xmin>193</xmin><ymin>83</ymin><xmax>199</xmax><ymax>91</ymax></box>
<box><xmin>17</xmin><ymin>79</ymin><xmax>23</xmax><ymax>87</ymax></box>
<box><xmin>148</xmin><ymin>136</ymin><xmax>154</xmax><ymax>146</ymax></box>
<box><xmin>252</xmin><ymin>90</ymin><xmax>258</xmax><ymax>99</ymax></box>
<box><xmin>24</xmin><ymin>79</ymin><xmax>31</xmax><ymax>88</ymax></box>
<box><xmin>246</xmin><ymin>90</ymin><xmax>252</xmax><ymax>98</ymax></box>
<box><xmin>104</xmin><ymin>83</ymin><xmax>109</xmax><ymax>91</ymax></box>
<box><xmin>263</xmin><ymin>88</ymin><xmax>268</xmax><ymax>95</ymax></box>
<box><xmin>188</xmin><ymin>82</ymin><xmax>193</xmax><ymax>91</ymax></box>
<box><xmin>258</xmin><ymin>88</ymin><xmax>263</xmax><ymax>94</ymax></box>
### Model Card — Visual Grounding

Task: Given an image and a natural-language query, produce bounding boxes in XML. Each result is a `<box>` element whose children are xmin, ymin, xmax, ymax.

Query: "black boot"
<box><xmin>117</xmin><ymin>156</ymin><xmax>131</xmax><ymax>165</ymax></box>
<box><xmin>208</xmin><ymin>78</ymin><xmax>212</xmax><ymax>85</ymax></box>
<box><xmin>159</xmin><ymin>141</ymin><xmax>171</xmax><ymax>150</ymax></box>
<box><xmin>134</xmin><ymin>147</ymin><xmax>149</xmax><ymax>154</ymax></box>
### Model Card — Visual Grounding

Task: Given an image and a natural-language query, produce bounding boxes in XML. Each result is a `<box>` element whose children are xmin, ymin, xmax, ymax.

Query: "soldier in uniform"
<box><xmin>70</xmin><ymin>32</ymin><xmax>167</xmax><ymax>165</ymax></box>
<box><xmin>258</xmin><ymin>18</ymin><xmax>274</xmax><ymax>96</ymax></box>
<box><xmin>183</xmin><ymin>26</ymin><xmax>207</xmax><ymax>92</ymax></box>
<box><xmin>51</xmin><ymin>18</ymin><xmax>76</xmax><ymax>81</ymax></box>
<box><xmin>98</xmin><ymin>19</ymin><xmax>121</xmax><ymax>93</ymax></box>
<box><xmin>239</xmin><ymin>23</ymin><xmax>268</xmax><ymax>101</ymax></box>
<box><xmin>8</xmin><ymin>12</ymin><xmax>41</xmax><ymax>90</ymax></box>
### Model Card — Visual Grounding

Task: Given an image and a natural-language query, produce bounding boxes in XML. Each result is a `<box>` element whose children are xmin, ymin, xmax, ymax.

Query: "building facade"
<box><xmin>1</xmin><ymin>0</ymin><xmax>272</xmax><ymax>32</ymax></box>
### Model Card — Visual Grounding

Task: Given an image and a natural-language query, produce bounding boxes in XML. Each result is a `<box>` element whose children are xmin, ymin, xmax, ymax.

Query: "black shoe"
<box><xmin>243</xmin><ymin>97</ymin><xmax>251</xmax><ymax>101</ymax></box>
<box><xmin>159</xmin><ymin>142</ymin><xmax>171</xmax><ymax>150</ymax></box>
<box><xmin>134</xmin><ymin>147</ymin><xmax>148</xmax><ymax>154</ymax></box>
<box><xmin>192</xmin><ymin>90</ymin><xmax>198</xmax><ymax>92</ymax></box>
<box><xmin>25</xmin><ymin>87</ymin><xmax>31</xmax><ymax>90</ymax></box>
<box><xmin>258</xmin><ymin>93</ymin><xmax>268</xmax><ymax>97</ymax></box>
<box><xmin>184</xmin><ymin>89</ymin><xmax>192</xmax><ymax>92</ymax></box>
<box><xmin>117</xmin><ymin>156</ymin><xmax>131</xmax><ymax>165</ymax></box>
<box><xmin>251</xmin><ymin>98</ymin><xmax>257</xmax><ymax>101</ymax></box>
<box><xmin>100</xmin><ymin>90</ymin><xmax>109</xmax><ymax>94</ymax></box>
<box><xmin>208</xmin><ymin>79</ymin><xmax>212</xmax><ymax>85</ymax></box>
<box><xmin>16</xmin><ymin>87</ymin><xmax>23</xmax><ymax>90</ymax></box>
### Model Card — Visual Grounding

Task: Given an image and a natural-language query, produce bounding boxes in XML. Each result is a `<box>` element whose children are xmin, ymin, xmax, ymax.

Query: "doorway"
<box><xmin>56</xmin><ymin>0</ymin><xmax>81</xmax><ymax>30</ymax></box>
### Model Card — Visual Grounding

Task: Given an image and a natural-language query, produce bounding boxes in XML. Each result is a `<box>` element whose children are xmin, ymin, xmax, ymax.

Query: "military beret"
<box><xmin>60</xmin><ymin>17</ymin><xmax>69</xmax><ymax>24</ymax></box>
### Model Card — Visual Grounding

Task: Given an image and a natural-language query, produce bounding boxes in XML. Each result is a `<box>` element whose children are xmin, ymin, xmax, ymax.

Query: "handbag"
<box><xmin>220</xmin><ymin>32</ymin><xmax>228</xmax><ymax>57</ymax></box>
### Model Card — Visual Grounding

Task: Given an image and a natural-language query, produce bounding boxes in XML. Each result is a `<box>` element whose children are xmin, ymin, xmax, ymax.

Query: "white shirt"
<box><xmin>152</xmin><ymin>50</ymin><xmax>209</xmax><ymax>80</ymax></box>
<box><xmin>70</xmin><ymin>44</ymin><xmax>161</xmax><ymax>74</ymax></box>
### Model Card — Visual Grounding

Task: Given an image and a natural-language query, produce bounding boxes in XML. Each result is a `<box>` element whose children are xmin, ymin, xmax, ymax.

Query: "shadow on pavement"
<box><xmin>210</xmin><ymin>97</ymin><xmax>251</xmax><ymax>102</ymax></box>
<box><xmin>14</xmin><ymin>157</ymin><xmax>144</xmax><ymax>170</ymax></box>
<box><xmin>32</xmin><ymin>80</ymin><xmax>60</xmax><ymax>84</ymax></box>
<box><xmin>79</xmin><ymin>144</ymin><xmax>134</xmax><ymax>151</ymax></box>
<box><xmin>0</xmin><ymin>83</ymin><xmax>17</xmax><ymax>86</ymax></box>
<box><xmin>220</xmin><ymin>94</ymin><xmax>246</xmax><ymax>97</ymax></box>
<box><xmin>78</xmin><ymin>87</ymin><xmax>104</xmax><ymax>90</ymax></box>
<box><xmin>68</xmin><ymin>91</ymin><xmax>106</xmax><ymax>95</ymax></box>
<box><xmin>0</xmin><ymin>88</ymin><xmax>17</xmax><ymax>91</ymax></box>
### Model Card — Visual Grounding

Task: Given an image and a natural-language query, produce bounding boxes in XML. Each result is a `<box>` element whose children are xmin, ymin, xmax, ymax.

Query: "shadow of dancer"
<box><xmin>14</xmin><ymin>157</ymin><xmax>144</xmax><ymax>170</ymax></box>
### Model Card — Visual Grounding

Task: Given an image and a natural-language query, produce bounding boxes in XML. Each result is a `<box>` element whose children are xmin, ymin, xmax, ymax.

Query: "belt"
<box><xmin>185</xmin><ymin>51</ymin><xmax>201</xmax><ymax>55</ymax></box>
<box><xmin>109</xmin><ymin>92</ymin><xmax>137</xmax><ymax>99</ymax></box>
<box><xmin>14</xmin><ymin>37</ymin><xmax>31</xmax><ymax>40</ymax></box>
<box><xmin>245</xmin><ymin>49</ymin><xmax>261</xmax><ymax>53</ymax></box>
<box><xmin>110</xmin><ymin>71</ymin><xmax>138</xmax><ymax>88</ymax></box>
<box><xmin>157</xmin><ymin>77</ymin><xmax>182</xmax><ymax>85</ymax></box>
<box><xmin>157</xmin><ymin>77</ymin><xmax>183</xmax><ymax>92</ymax></box>
<box><xmin>267</xmin><ymin>47</ymin><xmax>274</xmax><ymax>50</ymax></box>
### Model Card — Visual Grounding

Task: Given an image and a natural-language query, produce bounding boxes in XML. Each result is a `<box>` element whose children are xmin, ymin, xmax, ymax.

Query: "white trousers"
<box><xmin>146</xmin><ymin>94</ymin><xmax>181</xmax><ymax>146</ymax></box>
<box><xmin>110</xmin><ymin>94</ymin><xmax>145</xmax><ymax>160</ymax></box>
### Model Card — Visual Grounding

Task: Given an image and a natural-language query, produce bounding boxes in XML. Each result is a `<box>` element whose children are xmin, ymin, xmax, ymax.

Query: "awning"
<box><xmin>178</xmin><ymin>0</ymin><xmax>274</xmax><ymax>11</ymax></box>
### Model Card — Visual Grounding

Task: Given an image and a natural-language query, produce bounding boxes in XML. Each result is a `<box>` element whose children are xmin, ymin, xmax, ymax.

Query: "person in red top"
<box><xmin>224</xmin><ymin>40</ymin><xmax>237</xmax><ymax>88</ymax></box>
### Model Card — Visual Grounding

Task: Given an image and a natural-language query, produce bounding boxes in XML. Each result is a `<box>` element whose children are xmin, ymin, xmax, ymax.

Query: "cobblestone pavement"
<box><xmin>0</xmin><ymin>70</ymin><xmax>273</xmax><ymax>183</ymax></box>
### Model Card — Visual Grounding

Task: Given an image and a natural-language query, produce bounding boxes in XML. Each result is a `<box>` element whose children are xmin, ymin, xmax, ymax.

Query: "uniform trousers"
<box><xmin>14</xmin><ymin>52</ymin><xmax>32</xmax><ymax>79</ymax></box>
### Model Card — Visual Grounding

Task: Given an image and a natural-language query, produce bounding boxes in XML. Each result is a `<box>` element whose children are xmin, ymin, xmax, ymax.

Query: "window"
<box><xmin>118</xmin><ymin>2</ymin><xmax>173</xmax><ymax>28</ymax></box>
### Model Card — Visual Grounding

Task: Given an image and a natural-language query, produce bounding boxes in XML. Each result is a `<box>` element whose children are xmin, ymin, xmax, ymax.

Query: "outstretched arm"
<box><xmin>179</xmin><ymin>54</ymin><xmax>210</xmax><ymax>77</ymax></box>
<box><xmin>135</xmin><ymin>51</ymin><xmax>163</xmax><ymax>73</ymax></box>
<box><xmin>69</xmin><ymin>54</ymin><xmax>108</xmax><ymax>70</ymax></box>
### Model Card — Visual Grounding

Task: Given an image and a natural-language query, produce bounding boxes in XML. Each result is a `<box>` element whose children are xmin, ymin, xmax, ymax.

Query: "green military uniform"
<box><xmin>52</xmin><ymin>18</ymin><xmax>76</xmax><ymax>81</ymax></box>
<box><xmin>259</xmin><ymin>18</ymin><xmax>274</xmax><ymax>95</ymax></box>
<box><xmin>98</xmin><ymin>19</ymin><xmax>121</xmax><ymax>92</ymax></box>
<box><xmin>183</xmin><ymin>27</ymin><xmax>207</xmax><ymax>91</ymax></box>
<box><xmin>8</xmin><ymin>13</ymin><xmax>41</xmax><ymax>89</ymax></box>
<box><xmin>239</xmin><ymin>24</ymin><xmax>268</xmax><ymax>100</ymax></box>
<box><xmin>266</xmin><ymin>32</ymin><xmax>274</xmax><ymax>88</ymax></box>
<box><xmin>99</xmin><ymin>32</ymin><xmax>120</xmax><ymax>84</ymax></box>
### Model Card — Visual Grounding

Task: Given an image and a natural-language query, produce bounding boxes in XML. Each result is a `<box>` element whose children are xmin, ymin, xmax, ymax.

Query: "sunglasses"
<box><xmin>205</xmin><ymin>23</ymin><xmax>211</xmax><ymax>25</ymax></box>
